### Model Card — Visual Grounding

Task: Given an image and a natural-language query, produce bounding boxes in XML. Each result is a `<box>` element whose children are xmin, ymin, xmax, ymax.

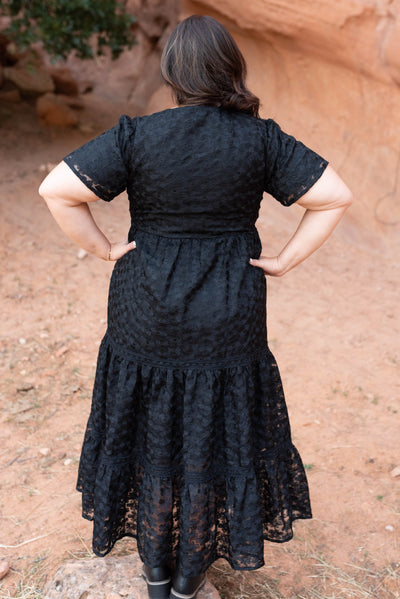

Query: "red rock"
<box><xmin>7</xmin><ymin>47</ymin><xmax>42</xmax><ymax>68</ymax></box>
<box><xmin>57</xmin><ymin>94</ymin><xmax>85</xmax><ymax>109</ymax></box>
<box><xmin>49</xmin><ymin>67</ymin><xmax>79</xmax><ymax>96</ymax></box>
<box><xmin>125</xmin><ymin>0</ymin><xmax>141</xmax><ymax>14</ymax></box>
<box><xmin>63</xmin><ymin>0</ymin><xmax>178</xmax><ymax>108</ymax></box>
<box><xmin>0</xmin><ymin>560</ymin><xmax>10</xmax><ymax>580</ymax></box>
<box><xmin>390</xmin><ymin>466</ymin><xmax>400</xmax><ymax>478</ymax></box>
<box><xmin>128</xmin><ymin>50</ymin><xmax>163</xmax><ymax>110</ymax></box>
<box><xmin>43</xmin><ymin>555</ymin><xmax>221</xmax><ymax>599</ymax></box>
<box><xmin>3</xmin><ymin>64</ymin><xmax>54</xmax><ymax>96</ymax></box>
<box><xmin>145</xmin><ymin>83</ymin><xmax>175</xmax><ymax>114</ymax></box>
<box><xmin>36</xmin><ymin>93</ymin><xmax>78</xmax><ymax>126</ymax></box>
<box><xmin>0</xmin><ymin>32</ymin><xmax>11</xmax><ymax>66</ymax></box>
<box><xmin>137</xmin><ymin>0</ymin><xmax>171</xmax><ymax>40</ymax></box>
<box><xmin>0</xmin><ymin>88</ymin><xmax>21</xmax><ymax>103</ymax></box>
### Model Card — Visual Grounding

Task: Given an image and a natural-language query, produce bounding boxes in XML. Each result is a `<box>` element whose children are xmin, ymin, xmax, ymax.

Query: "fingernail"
<box><xmin>249</xmin><ymin>258</ymin><xmax>253</xmax><ymax>264</ymax></box>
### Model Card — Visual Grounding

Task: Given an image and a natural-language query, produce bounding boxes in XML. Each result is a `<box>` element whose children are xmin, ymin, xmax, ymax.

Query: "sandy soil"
<box><xmin>0</xmin><ymin>98</ymin><xmax>399</xmax><ymax>599</ymax></box>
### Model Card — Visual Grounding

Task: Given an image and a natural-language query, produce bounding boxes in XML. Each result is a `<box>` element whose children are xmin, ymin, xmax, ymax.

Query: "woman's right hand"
<box><xmin>250</xmin><ymin>166</ymin><xmax>353</xmax><ymax>277</ymax></box>
<box><xmin>108</xmin><ymin>239</ymin><xmax>136</xmax><ymax>261</ymax></box>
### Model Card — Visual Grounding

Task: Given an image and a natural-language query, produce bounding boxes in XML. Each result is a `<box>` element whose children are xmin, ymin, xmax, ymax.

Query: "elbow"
<box><xmin>38</xmin><ymin>163</ymin><xmax>62</xmax><ymax>202</ymax></box>
<box><xmin>334</xmin><ymin>180</ymin><xmax>354</xmax><ymax>211</ymax></box>
<box><xmin>38</xmin><ymin>177</ymin><xmax>52</xmax><ymax>202</ymax></box>
<box><xmin>38</xmin><ymin>183</ymin><xmax>46</xmax><ymax>200</ymax></box>
<box><xmin>341</xmin><ymin>188</ymin><xmax>354</xmax><ymax>210</ymax></box>
<box><xmin>39</xmin><ymin>175</ymin><xmax>64</xmax><ymax>206</ymax></box>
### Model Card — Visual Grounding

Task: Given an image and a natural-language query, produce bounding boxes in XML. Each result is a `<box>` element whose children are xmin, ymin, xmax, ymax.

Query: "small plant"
<box><xmin>0</xmin><ymin>0</ymin><xmax>136</xmax><ymax>60</ymax></box>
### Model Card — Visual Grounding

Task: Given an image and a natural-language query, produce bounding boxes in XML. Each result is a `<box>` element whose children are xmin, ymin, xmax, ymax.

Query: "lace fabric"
<box><xmin>65</xmin><ymin>105</ymin><xmax>327</xmax><ymax>576</ymax></box>
<box><xmin>77</xmin><ymin>335</ymin><xmax>312</xmax><ymax>575</ymax></box>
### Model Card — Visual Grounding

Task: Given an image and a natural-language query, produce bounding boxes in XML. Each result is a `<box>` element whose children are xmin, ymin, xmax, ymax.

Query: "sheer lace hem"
<box><xmin>76</xmin><ymin>339</ymin><xmax>312</xmax><ymax>576</ymax></box>
<box><xmin>76</xmin><ymin>430</ymin><xmax>311</xmax><ymax>574</ymax></box>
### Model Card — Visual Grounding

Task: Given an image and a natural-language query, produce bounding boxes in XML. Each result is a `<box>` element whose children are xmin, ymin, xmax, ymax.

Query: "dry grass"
<box><xmin>297</xmin><ymin>553</ymin><xmax>400</xmax><ymax>599</ymax></box>
<box><xmin>0</xmin><ymin>554</ymin><xmax>48</xmax><ymax>599</ymax></box>
<box><xmin>208</xmin><ymin>561</ymin><xmax>281</xmax><ymax>599</ymax></box>
<box><xmin>207</xmin><ymin>551</ymin><xmax>400</xmax><ymax>599</ymax></box>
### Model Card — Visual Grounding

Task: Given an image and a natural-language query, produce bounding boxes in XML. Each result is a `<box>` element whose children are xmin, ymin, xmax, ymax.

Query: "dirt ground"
<box><xmin>0</xmin><ymin>97</ymin><xmax>399</xmax><ymax>599</ymax></box>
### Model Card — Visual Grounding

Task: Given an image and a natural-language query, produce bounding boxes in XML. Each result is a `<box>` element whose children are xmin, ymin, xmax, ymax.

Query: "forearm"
<box><xmin>277</xmin><ymin>205</ymin><xmax>348</xmax><ymax>275</ymax></box>
<box><xmin>44</xmin><ymin>197</ymin><xmax>110</xmax><ymax>260</ymax></box>
<box><xmin>39</xmin><ymin>162</ymin><xmax>136</xmax><ymax>262</ymax></box>
<box><xmin>250</xmin><ymin>165</ymin><xmax>353</xmax><ymax>276</ymax></box>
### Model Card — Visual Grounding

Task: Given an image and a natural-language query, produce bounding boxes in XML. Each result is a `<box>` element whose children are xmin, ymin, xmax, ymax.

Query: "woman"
<box><xmin>39</xmin><ymin>15</ymin><xmax>353</xmax><ymax>599</ymax></box>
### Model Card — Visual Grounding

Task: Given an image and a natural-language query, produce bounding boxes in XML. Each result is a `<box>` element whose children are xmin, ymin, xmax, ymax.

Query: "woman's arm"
<box><xmin>39</xmin><ymin>162</ymin><xmax>136</xmax><ymax>261</ymax></box>
<box><xmin>250</xmin><ymin>165</ymin><xmax>353</xmax><ymax>276</ymax></box>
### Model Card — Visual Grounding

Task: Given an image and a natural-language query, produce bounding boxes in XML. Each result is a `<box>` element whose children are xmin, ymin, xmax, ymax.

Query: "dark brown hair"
<box><xmin>161</xmin><ymin>15</ymin><xmax>260</xmax><ymax>117</ymax></box>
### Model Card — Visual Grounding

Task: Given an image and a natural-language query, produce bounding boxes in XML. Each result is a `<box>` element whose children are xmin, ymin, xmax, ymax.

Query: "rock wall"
<box><xmin>63</xmin><ymin>0</ymin><xmax>179</xmax><ymax>114</ymax></box>
<box><xmin>160</xmin><ymin>0</ymin><xmax>400</xmax><ymax>237</ymax></box>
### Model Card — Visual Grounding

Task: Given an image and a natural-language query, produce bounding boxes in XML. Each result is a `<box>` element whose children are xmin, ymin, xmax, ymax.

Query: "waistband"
<box><xmin>129</xmin><ymin>223</ymin><xmax>257</xmax><ymax>240</ymax></box>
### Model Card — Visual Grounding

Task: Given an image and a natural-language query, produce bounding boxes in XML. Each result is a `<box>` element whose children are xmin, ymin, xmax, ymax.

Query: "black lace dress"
<box><xmin>63</xmin><ymin>105</ymin><xmax>328</xmax><ymax>577</ymax></box>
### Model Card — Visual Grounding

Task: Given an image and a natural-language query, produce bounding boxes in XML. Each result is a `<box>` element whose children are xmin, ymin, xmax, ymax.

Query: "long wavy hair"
<box><xmin>161</xmin><ymin>15</ymin><xmax>260</xmax><ymax>117</ymax></box>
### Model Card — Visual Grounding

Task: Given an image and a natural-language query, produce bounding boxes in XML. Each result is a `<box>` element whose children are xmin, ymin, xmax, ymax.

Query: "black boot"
<box><xmin>170</xmin><ymin>566</ymin><xmax>206</xmax><ymax>599</ymax></box>
<box><xmin>142</xmin><ymin>563</ymin><xmax>172</xmax><ymax>599</ymax></box>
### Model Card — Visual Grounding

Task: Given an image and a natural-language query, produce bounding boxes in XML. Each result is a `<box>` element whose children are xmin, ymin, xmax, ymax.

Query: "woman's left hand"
<box><xmin>108</xmin><ymin>239</ymin><xmax>136</xmax><ymax>261</ymax></box>
<box><xmin>249</xmin><ymin>255</ymin><xmax>284</xmax><ymax>277</ymax></box>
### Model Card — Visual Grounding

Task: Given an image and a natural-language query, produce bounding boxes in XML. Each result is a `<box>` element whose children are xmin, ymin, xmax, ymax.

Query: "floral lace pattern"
<box><xmin>65</xmin><ymin>105</ymin><xmax>328</xmax><ymax>576</ymax></box>
<box><xmin>77</xmin><ymin>336</ymin><xmax>312</xmax><ymax>575</ymax></box>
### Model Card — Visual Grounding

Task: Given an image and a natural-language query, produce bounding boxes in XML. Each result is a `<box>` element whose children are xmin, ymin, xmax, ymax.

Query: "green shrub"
<box><xmin>0</xmin><ymin>0</ymin><xmax>136</xmax><ymax>60</ymax></box>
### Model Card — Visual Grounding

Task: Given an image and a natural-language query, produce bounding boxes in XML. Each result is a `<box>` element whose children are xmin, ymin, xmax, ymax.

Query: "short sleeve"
<box><xmin>63</xmin><ymin>115</ymin><xmax>136</xmax><ymax>202</ymax></box>
<box><xmin>263</xmin><ymin>119</ymin><xmax>328</xmax><ymax>206</ymax></box>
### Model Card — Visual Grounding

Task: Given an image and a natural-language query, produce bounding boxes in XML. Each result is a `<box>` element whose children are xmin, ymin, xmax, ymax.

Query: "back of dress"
<box><xmin>66</xmin><ymin>105</ymin><xmax>327</xmax><ymax>574</ymax></box>
<box><xmin>64</xmin><ymin>105</ymin><xmax>326</xmax><ymax>364</ymax></box>
<box><xmin>124</xmin><ymin>106</ymin><xmax>266</xmax><ymax>235</ymax></box>
<box><xmin>65</xmin><ymin>105</ymin><xmax>326</xmax><ymax>235</ymax></box>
